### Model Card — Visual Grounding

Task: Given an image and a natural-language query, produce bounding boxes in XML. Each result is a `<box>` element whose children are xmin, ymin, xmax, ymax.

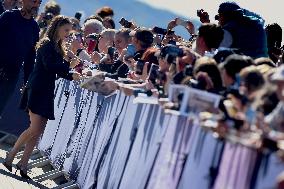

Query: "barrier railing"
<box><xmin>38</xmin><ymin>79</ymin><xmax>284</xmax><ymax>189</ymax></box>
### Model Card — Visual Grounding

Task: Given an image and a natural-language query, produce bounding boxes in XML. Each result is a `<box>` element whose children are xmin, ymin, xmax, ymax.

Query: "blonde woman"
<box><xmin>3</xmin><ymin>15</ymin><xmax>80</xmax><ymax>179</ymax></box>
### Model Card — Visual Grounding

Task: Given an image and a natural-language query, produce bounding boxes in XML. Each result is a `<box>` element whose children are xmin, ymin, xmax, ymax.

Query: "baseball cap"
<box><xmin>130</xmin><ymin>28</ymin><xmax>154</xmax><ymax>45</ymax></box>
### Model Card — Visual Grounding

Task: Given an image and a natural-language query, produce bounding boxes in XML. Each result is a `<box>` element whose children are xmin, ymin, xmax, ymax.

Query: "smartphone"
<box><xmin>74</xmin><ymin>12</ymin><xmax>82</xmax><ymax>21</ymax></box>
<box><xmin>87</xmin><ymin>40</ymin><xmax>97</xmax><ymax>54</ymax></box>
<box><xmin>152</xmin><ymin>26</ymin><xmax>167</xmax><ymax>35</ymax></box>
<box><xmin>135</xmin><ymin>59</ymin><xmax>145</xmax><ymax>75</ymax></box>
<box><xmin>119</xmin><ymin>17</ymin><xmax>132</xmax><ymax>28</ymax></box>
<box><xmin>125</xmin><ymin>44</ymin><xmax>136</xmax><ymax>59</ymax></box>
<box><xmin>148</xmin><ymin>64</ymin><xmax>160</xmax><ymax>84</ymax></box>
<box><xmin>108</xmin><ymin>46</ymin><xmax>117</xmax><ymax>60</ymax></box>
<box><xmin>164</xmin><ymin>45</ymin><xmax>183</xmax><ymax>57</ymax></box>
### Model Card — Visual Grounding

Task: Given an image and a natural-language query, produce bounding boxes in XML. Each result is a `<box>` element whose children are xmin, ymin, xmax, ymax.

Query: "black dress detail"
<box><xmin>20</xmin><ymin>40</ymin><xmax>73</xmax><ymax>120</ymax></box>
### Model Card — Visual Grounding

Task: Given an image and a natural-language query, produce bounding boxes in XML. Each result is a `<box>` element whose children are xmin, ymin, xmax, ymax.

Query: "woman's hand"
<box><xmin>91</xmin><ymin>51</ymin><xmax>102</xmax><ymax>64</ymax></box>
<box><xmin>66</xmin><ymin>50</ymin><xmax>76</xmax><ymax>61</ymax></box>
<box><xmin>119</xmin><ymin>84</ymin><xmax>134</xmax><ymax>96</ymax></box>
<box><xmin>124</xmin><ymin>57</ymin><xmax>136</xmax><ymax>71</ymax></box>
<box><xmin>69</xmin><ymin>58</ymin><xmax>80</xmax><ymax>69</ymax></box>
<box><xmin>72</xmin><ymin>72</ymin><xmax>81</xmax><ymax>81</ymax></box>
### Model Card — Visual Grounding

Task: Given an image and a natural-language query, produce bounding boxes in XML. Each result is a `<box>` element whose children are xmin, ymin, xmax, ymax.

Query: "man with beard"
<box><xmin>0</xmin><ymin>0</ymin><xmax>41</xmax><ymax>118</ymax></box>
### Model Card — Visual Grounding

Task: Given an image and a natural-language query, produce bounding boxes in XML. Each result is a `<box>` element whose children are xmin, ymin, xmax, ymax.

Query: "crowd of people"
<box><xmin>0</xmin><ymin>0</ymin><xmax>284</xmax><ymax>186</ymax></box>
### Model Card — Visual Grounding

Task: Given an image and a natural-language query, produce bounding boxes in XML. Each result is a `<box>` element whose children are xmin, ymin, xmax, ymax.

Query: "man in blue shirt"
<box><xmin>0</xmin><ymin>0</ymin><xmax>41</xmax><ymax>117</ymax></box>
<box><xmin>215</xmin><ymin>2</ymin><xmax>268</xmax><ymax>58</ymax></box>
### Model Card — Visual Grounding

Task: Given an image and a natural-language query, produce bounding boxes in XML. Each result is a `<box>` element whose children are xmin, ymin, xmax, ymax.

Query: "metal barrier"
<box><xmin>37</xmin><ymin>79</ymin><xmax>284</xmax><ymax>189</ymax></box>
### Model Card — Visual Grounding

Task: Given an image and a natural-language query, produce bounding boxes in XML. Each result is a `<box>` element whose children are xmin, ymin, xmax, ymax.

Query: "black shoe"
<box><xmin>2</xmin><ymin>161</ymin><xmax>12</xmax><ymax>172</ymax></box>
<box><xmin>16</xmin><ymin>164</ymin><xmax>31</xmax><ymax>180</ymax></box>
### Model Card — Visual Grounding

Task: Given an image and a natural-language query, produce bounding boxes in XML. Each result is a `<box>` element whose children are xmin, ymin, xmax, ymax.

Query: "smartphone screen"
<box><xmin>108</xmin><ymin>46</ymin><xmax>117</xmax><ymax>60</ymax></box>
<box><xmin>148</xmin><ymin>64</ymin><xmax>159</xmax><ymax>84</ymax></box>
<box><xmin>135</xmin><ymin>59</ymin><xmax>145</xmax><ymax>75</ymax></box>
<box><xmin>125</xmin><ymin>44</ymin><xmax>136</xmax><ymax>59</ymax></box>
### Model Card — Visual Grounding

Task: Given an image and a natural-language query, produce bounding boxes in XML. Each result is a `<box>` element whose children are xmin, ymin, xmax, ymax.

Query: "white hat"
<box><xmin>271</xmin><ymin>65</ymin><xmax>284</xmax><ymax>82</ymax></box>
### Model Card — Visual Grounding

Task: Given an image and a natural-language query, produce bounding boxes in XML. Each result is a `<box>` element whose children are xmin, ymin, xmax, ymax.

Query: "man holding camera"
<box><xmin>0</xmin><ymin>0</ymin><xmax>41</xmax><ymax>118</ymax></box>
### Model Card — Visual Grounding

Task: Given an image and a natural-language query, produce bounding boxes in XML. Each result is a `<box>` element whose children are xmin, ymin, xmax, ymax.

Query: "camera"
<box><xmin>215</xmin><ymin>14</ymin><xmax>220</xmax><ymax>20</ymax></box>
<box><xmin>74</xmin><ymin>12</ymin><xmax>82</xmax><ymax>21</ymax></box>
<box><xmin>39</xmin><ymin>12</ymin><xmax>54</xmax><ymax>29</ymax></box>
<box><xmin>197</xmin><ymin>9</ymin><xmax>209</xmax><ymax>21</ymax></box>
<box><xmin>168</xmin><ymin>40</ymin><xmax>176</xmax><ymax>46</ymax></box>
<box><xmin>43</xmin><ymin>12</ymin><xmax>54</xmax><ymax>20</ymax></box>
<box><xmin>86</xmin><ymin>33</ymin><xmax>101</xmax><ymax>41</ymax></box>
<box><xmin>119</xmin><ymin>17</ymin><xmax>133</xmax><ymax>28</ymax></box>
<box><xmin>135</xmin><ymin>59</ymin><xmax>145</xmax><ymax>75</ymax></box>
<box><xmin>162</xmin><ymin>45</ymin><xmax>183</xmax><ymax>57</ymax></box>
<box><xmin>197</xmin><ymin>9</ymin><xmax>203</xmax><ymax>17</ymax></box>
<box><xmin>160</xmin><ymin>44</ymin><xmax>183</xmax><ymax>64</ymax></box>
<box><xmin>152</xmin><ymin>26</ymin><xmax>168</xmax><ymax>35</ymax></box>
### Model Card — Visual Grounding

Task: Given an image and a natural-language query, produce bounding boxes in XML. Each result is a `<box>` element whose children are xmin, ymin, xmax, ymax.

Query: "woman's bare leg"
<box><xmin>5</xmin><ymin>111</ymin><xmax>47</xmax><ymax>166</ymax></box>
<box><xmin>17</xmin><ymin>111</ymin><xmax>47</xmax><ymax>169</ymax></box>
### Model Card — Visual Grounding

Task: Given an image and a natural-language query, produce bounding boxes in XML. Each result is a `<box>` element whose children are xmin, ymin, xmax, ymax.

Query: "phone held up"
<box><xmin>135</xmin><ymin>59</ymin><xmax>145</xmax><ymax>75</ymax></box>
<box><xmin>119</xmin><ymin>17</ymin><xmax>133</xmax><ymax>28</ymax></box>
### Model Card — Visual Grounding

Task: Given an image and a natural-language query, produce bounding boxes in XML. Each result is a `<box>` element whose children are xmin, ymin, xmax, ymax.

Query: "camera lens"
<box><xmin>215</xmin><ymin>15</ymin><xmax>220</xmax><ymax>20</ymax></box>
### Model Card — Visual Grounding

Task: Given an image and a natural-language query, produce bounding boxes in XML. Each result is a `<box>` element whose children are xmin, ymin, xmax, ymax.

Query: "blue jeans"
<box><xmin>0</xmin><ymin>75</ymin><xmax>19</xmax><ymax>117</ymax></box>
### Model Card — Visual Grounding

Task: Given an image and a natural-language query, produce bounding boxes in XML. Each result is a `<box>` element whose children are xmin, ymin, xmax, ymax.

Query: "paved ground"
<box><xmin>0</xmin><ymin>133</ymin><xmax>78</xmax><ymax>189</ymax></box>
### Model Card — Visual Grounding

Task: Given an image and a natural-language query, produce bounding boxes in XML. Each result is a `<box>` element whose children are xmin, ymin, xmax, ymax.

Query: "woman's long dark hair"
<box><xmin>37</xmin><ymin>15</ymin><xmax>71</xmax><ymax>56</ymax></box>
